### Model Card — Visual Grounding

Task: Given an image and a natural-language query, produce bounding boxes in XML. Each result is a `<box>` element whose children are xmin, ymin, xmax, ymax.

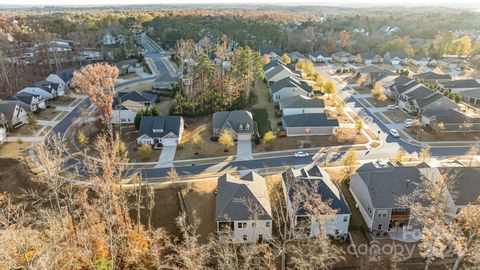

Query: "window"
<box><xmin>243</xmin><ymin>235</ymin><xmax>248</xmax><ymax>241</ymax></box>
<box><xmin>266</xmin><ymin>222</ymin><xmax>271</xmax><ymax>228</ymax></box>
<box><xmin>243</xmin><ymin>222</ymin><xmax>247</xmax><ymax>228</ymax></box>
<box><xmin>252</xmin><ymin>222</ymin><xmax>256</xmax><ymax>228</ymax></box>
<box><xmin>246</xmin><ymin>124</ymin><xmax>250</xmax><ymax>131</ymax></box>
<box><xmin>238</xmin><ymin>223</ymin><xmax>242</xmax><ymax>229</ymax></box>
<box><xmin>378</xmin><ymin>224</ymin><xmax>383</xmax><ymax>230</ymax></box>
<box><xmin>335</xmin><ymin>229</ymin><xmax>339</xmax><ymax>235</ymax></box>
<box><xmin>239</xmin><ymin>124</ymin><xmax>243</xmax><ymax>131</ymax></box>
<box><xmin>343</xmin><ymin>216</ymin><xmax>348</xmax><ymax>222</ymax></box>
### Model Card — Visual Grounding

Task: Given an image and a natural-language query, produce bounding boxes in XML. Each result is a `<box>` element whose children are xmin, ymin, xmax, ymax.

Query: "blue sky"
<box><xmin>1</xmin><ymin>0</ymin><xmax>479</xmax><ymax>8</ymax></box>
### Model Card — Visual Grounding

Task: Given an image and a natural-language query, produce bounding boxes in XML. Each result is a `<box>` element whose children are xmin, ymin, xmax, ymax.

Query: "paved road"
<box><xmin>141</xmin><ymin>34</ymin><xmax>173</xmax><ymax>75</ymax></box>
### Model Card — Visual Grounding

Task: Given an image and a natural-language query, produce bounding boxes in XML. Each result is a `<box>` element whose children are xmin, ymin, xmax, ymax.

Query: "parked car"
<box><xmin>386</xmin><ymin>105</ymin><xmax>398</xmax><ymax>110</ymax></box>
<box><xmin>404</xmin><ymin>119</ymin><xmax>414</xmax><ymax>128</ymax></box>
<box><xmin>389</xmin><ymin>129</ymin><xmax>400</xmax><ymax>138</ymax></box>
<box><xmin>294</xmin><ymin>151</ymin><xmax>309</xmax><ymax>158</ymax></box>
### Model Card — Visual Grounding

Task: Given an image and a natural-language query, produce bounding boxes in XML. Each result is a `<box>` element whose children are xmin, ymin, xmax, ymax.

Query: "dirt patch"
<box><xmin>175</xmin><ymin>116</ymin><xmax>237</xmax><ymax>160</ymax></box>
<box><xmin>0</xmin><ymin>141</ymin><xmax>30</xmax><ymax>159</ymax></box>
<box><xmin>117</xmin><ymin>80</ymin><xmax>153</xmax><ymax>92</ymax></box>
<box><xmin>373</xmin><ymin>112</ymin><xmax>393</xmax><ymax>124</ymax></box>
<box><xmin>364</xmin><ymin>97</ymin><xmax>395</xmax><ymax>108</ymax></box>
<box><xmin>406</xmin><ymin>128</ymin><xmax>480</xmax><ymax>142</ymax></box>
<box><xmin>49</xmin><ymin>96</ymin><xmax>76</xmax><ymax>107</ymax></box>
<box><xmin>34</xmin><ymin>108</ymin><xmax>61</xmax><ymax>121</ymax></box>
<box><xmin>383</xmin><ymin>110</ymin><xmax>411</xmax><ymax>124</ymax></box>
<box><xmin>155</xmin><ymin>99</ymin><xmax>173</xmax><ymax>116</ymax></box>
<box><xmin>7</xmin><ymin>124</ymin><xmax>43</xmax><ymax>137</ymax></box>
<box><xmin>0</xmin><ymin>158</ymin><xmax>43</xmax><ymax>199</ymax></box>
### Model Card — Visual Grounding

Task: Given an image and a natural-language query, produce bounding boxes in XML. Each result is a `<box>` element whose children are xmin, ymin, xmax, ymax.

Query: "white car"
<box><xmin>294</xmin><ymin>151</ymin><xmax>309</xmax><ymax>158</ymax></box>
<box><xmin>404</xmin><ymin>119</ymin><xmax>414</xmax><ymax>128</ymax></box>
<box><xmin>386</xmin><ymin>105</ymin><xmax>398</xmax><ymax>110</ymax></box>
<box><xmin>389</xmin><ymin>129</ymin><xmax>400</xmax><ymax>138</ymax></box>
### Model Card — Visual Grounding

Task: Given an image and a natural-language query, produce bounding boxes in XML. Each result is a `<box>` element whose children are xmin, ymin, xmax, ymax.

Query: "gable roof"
<box><xmin>279</xmin><ymin>95</ymin><xmax>324</xmax><ymax>109</ymax></box>
<box><xmin>271</xmin><ymin>76</ymin><xmax>312</xmax><ymax>94</ymax></box>
<box><xmin>444</xmin><ymin>167</ymin><xmax>480</xmax><ymax>206</ymax></box>
<box><xmin>54</xmin><ymin>68</ymin><xmax>75</xmax><ymax>83</ymax></box>
<box><xmin>282</xmin><ymin>165</ymin><xmax>350</xmax><ymax>216</ymax></box>
<box><xmin>411</xmin><ymin>55</ymin><xmax>429</xmax><ymax>61</ymax></box>
<box><xmin>138</xmin><ymin>116</ymin><xmax>182</xmax><ymax>139</ymax></box>
<box><xmin>216</xmin><ymin>172</ymin><xmax>272</xmax><ymax>221</ymax></box>
<box><xmin>332</xmin><ymin>51</ymin><xmax>353</xmax><ymax>58</ymax></box>
<box><xmin>415</xmin><ymin>71</ymin><xmax>452</xmax><ymax>81</ymax></box>
<box><xmin>117</xmin><ymin>91</ymin><xmax>156</xmax><ymax>103</ymax></box>
<box><xmin>440</xmin><ymin>79</ymin><xmax>480</xmax><ymax>89</ymax></box>
<box><xmin>309</xmin><ymin>50</ymin><xmax>330</xmax><ymax>58</ymax></box>
<box><xmin>8</xmin><ymin>93</ymin><xmax>42</xmax><ymax>106</ymax></box>
<box><xmin>391</xmin><ymin>78</ymin><xmax>421</xmax><ymax>95</ymax></box>
<box><xmin>155</xmin><ymin>72</ymin><xmax>179</xmax><ymax>83</ymax></box>
<box><xmin>0</xmin><ymin>101</ymin><xmax>21</xmax><ymax>121</ymax></box>
<box><xmin>283</xmin><ymin>113</ymin><xmax>339</xmax><ymax>128</ymax></box>
<box><xmin>399</xmin><ymin>86</ymin><xmax>452</xmax><ymax>109</ymax></box>
<box><xmin>360</xmin><ymin>52</ymin><xmax>379</xmax><ymax>60</ymax></box>
<box><xmin>259</xmin><ymin>47</ymin><xmax>282</xmax><ymax>56</ymax></box>
<box><xmin>385</xmin><ymin>51</ymin><xmax>408</xmax><ymax>59</ymax></box>
<box><xmin>212</xmin><ymin>110</ymin><xmax>254</xmax><ymax>134</ymax></box>
<box><xmin>35</xmin><ymin>80</ymin><xmax>61</xmax><ymax>92</ymax></box>
<box><xmin>116</xmin><ymin>59</ymin><xmax>138</xmax><ymax>68</ymax></box>
<box><xmin>288</xmin><ymin>51</ymin><xmax>307</xmax><ymax>59</ymax></box>
<box><xmin>263</xmin><ymin>59</ymin><xmax>283</xmax><ymax>72</ymax></box>
<box><xmin>459</xmin><ymin>88</ymin><xmax>480</xmax><ymax>99</ymax></box>
<box><xmin>265</xmin><ymin>64</ymin><xmax>297</xmax><ymax>81</ymax></box>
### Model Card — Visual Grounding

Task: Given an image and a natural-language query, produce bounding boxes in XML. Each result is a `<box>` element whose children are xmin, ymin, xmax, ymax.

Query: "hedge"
<box><xmin>252</xmin><ymin>108</ymin><xmax>272</xmax><ymax>138</ymax></box>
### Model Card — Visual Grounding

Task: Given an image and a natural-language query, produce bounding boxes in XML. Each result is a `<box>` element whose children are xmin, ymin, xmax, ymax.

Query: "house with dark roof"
<box><xmin>279</xmin><ymin>95</ymin><xmax>325</xmax><ymax>116</ymax></box>
<box><xmin>116</xmin><ymin>59</ymin><xmax>139</xmax><ymax>75</ymax></box>
<box><xmin>282</xmin><ymin>113</ymin><xmax>339</xmax><ymax>136</ymax></box>
<box><xmin>398</xmin><ymin>86</ymin><xmax>458</xmax><ymax>115</ymax></box>
<box><xmin>383</xmin><ymin>51</ymin><xmax>408</xmax><ymax>65</ymax></box>
<box><xmin>288</xmin><ymin>51</ymin><xmax>307</xmax><ymax>63</ymax></box>
<box><xmin>443</xmin><ymin>166</ymin><xmax>480</xmax><ymax>213</ymax></box>
<box><xmin>414</xmin><ymin>71</ymin><xmax>452</xmax><ymax>83</ymax></box>
<box><xmin>356</xmin><ymin>65</ymin><xmax>395</xmax><ymax>87</ymax></box>
<box><xmin>7</xmin><ymin>93</ymin><xmax>46</xmax><ymax>112</ymax></box>
<box><xmin>264</xmin><ymin>64</ymin><xmax>300</xmax><ymax>85</ymax></box>
<box><xmin>438</xmin><ymin>79</ymin><xmax>480</xmax><ymax>94</ymax></box>
<box><xmin>46</xmin><ymin>68</ymin><xmax>75</xmax><ymax>88</ymax></box>
<box><xmin>438</xmin><ymin>57</ymin><xmax>467</xmax><ymax>70</ymax></box>
<box><xmin>112</xmin><ymin>100</ymin><xmax>147</xmax><ymax>124</ymax></box>
<box><xmin>259</xmin><ymin>48</ymin><xmax>282</xmax><ymax>60</ymax></box>
<box><xmin>332</xmin><ymin>51</ymin><xmax>354</xmax><ymax>63</ymax></box>
<box><xmin>18</xmin><ymin>80</ymin><xmax>63</xmax><ymax>100</ymax></box>
<box><xmin>383</xmin><ymin>76</ymin><xmax>420</xmax><ymax>100</ymax></box>
<box><xmin>0</xmin><ymin>125</ymin><xmax>5</xmax><ymax>144</ymax></box>
<box><xmin>116</xmin><ymin>91</ymin><xmax>156</xmax><ymax>108</ymax></box>
<box><xmin>0</xmin><ymin>101</ymin><xmax>28</xmax><ymax>129</ymax></box>
<box><xmin>359</xmin><ymin>52</ymin><xmax>383</xmax><ymax>65</ymax></box>
<box><xmin>263</xmin><ymin>59</ymin><xmax>283</xmax><ymax>73</ymax></box>
<box><xmin>212</xmin><ymin>110</ymin><xmax>254</xmax><ymax>140</ymax></box>
<box><xmin>282</xmin><ymin>165</ymin><xmax>350</xmax><ymax>239</ymax></box>
<box><xmin>271</xmin><ymin>76</ymin><xmax>312</xmax><ymax>102</ymax></box>
<box><xmin>421</xmin><ymin>109</ymin><xmax>480</xmax><ymax>133</ymax></box>
<box><xmin>409</xmin><ymin>55</ymin><xmax>429</xmax><ymax>66</ymax></box>
<box><xmin>459</xmin><ymin>88</ymin><xmax>480</xmax><ymax>105</ymax></box>
<box><xmin>308</xmin><ymin>50</ymin><xmax>332</xmax><ymax>63</ymax></box>
<box><xmin>136</xmin><ymin>116</ymin><xmax>184</xmax><ymax>148</ymax></box>
<box><xmin>216</xmin><ymin>171</ymin><xmax>272</xmax><ymax>243</ymax></box>
<box><xmin>153</xmin><ymin>73</ymin><xmax>179</xmax><ymax>90</ymax></box>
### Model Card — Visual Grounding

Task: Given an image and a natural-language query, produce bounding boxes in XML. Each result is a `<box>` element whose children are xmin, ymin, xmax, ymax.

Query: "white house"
<box><xmin>278</xmin><ymin>95</ymin><xmax>325</xmax><ymax>116</ymax></box>
<box><xmin>18</xmin><ymin>85</ymin><xmax>56</xmax><ymax>100</ymax></box>
<box><xmin>270</xmin><ymin>76</ymin><xmax>312</xmax><ymax>102</ymax></box>
<box><xmin>112</xmin><ymin>100</ymin><xmax>146</xmax><ymax>124</ymax></box>
<box><xmin>136</xmin><ymin>116</ymin><xmax>184</xmax><ymax>149</ymax></box>
<box><xmin>384</xmin><ymin>51</ymin><xmax>408</xmax><ymax>65</ymax></box>
<box><xmin>282</xmin><ymin>165</ymin><xmax>350</xmax><ymax>239</ymax></box>
<box><xmin>216</xmin><ymin>172</ymin><xmax>273</xmax><ymax>243</ymax></box>
<box><xmin>0</xmin><ymin>101</ymin><xmax>28</xmax><ymax>129</ymax></box>
<box><xmin>282</xmin><ymin>113</ymin><xmax>339</xmax><ymax>137</ymax></box>
<box><xmin>264</xmin><ymin>64</ymin><xmax>299</xmax><ymax>85</ymax></box>
<box><xmin>46</xmin><ymin>68</ymin><xmax>75</xmax><ymax>89</ymax></box>
<box><xmin>0</xmin><ymin>126</ymin><xmax>5</xmax><ymax>144</ymax></box>
<box><xmin>308</xmin><ymin>50</ymin><xmax>332</xmax><ymax>63</ymax></box>
<box><xmin>8</xmin><ymin>93</ymin><xmax>46</xmax><ymax>112</ymax></box>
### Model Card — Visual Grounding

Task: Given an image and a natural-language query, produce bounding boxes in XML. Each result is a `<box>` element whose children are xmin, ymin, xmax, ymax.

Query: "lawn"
<box><xmin>34</xmin><ymin>108</ymin><xmax>61</xmax><ymax>121</ymax></box>
<box><xmin>383</xmin><ymin>109</ymin><xmax>411</xmax><ymax>124</ymax></box>
<box><xmin>364</xmin><ymin>96</ymin><xmax>395</xmax><ymax>108</ymax></box>
<box><xmin>252</xmin><ymin>108</ymin><xmax>272</xmax><ymax>137</ymax></box>
<box><xmin>48</xmin><ymin>96</ymin><xmax>76</xmax><ymax>107</ymax></box>
<box><xmin>7</xmin><ymin>124</ymin><xmax>43</xmax><ymax>136</ymax></box>
<box><xmin>405</xmin><ymin>128</ymin><xmax>480</xmax><ymax>142</ymax></box>
<box><xmin>175</xmin><ymin>116</ymin><xmax>237</xmax><ymax>160</ymax></box>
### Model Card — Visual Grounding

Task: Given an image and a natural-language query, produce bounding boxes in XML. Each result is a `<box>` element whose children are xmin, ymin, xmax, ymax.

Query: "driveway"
<box><xmin>236</xmin><ymin>137</ymin><xmax>253</xmax><ymax>161</ymax></box>
<box><xmin>155</xmin><ymin>145</ymin><xmax>177</xmax><ymax>168</ymax></box>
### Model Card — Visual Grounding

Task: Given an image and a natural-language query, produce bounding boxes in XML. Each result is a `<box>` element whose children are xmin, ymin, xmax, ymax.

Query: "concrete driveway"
<box><xmin>236</xmin><ymin>137</ymin><xmax>253</xmax><ymax>161</ymax></box>
<box><xmin>155</xmin><ymin>145</ymin><xmax>177</xmax><ymax>168</ymax></box>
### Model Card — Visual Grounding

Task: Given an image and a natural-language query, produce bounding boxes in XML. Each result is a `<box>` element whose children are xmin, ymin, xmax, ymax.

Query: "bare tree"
<box><xmin>451</xmin><ymin>197</ymin><xmax>480</xmax><ymax>270</ymax></box>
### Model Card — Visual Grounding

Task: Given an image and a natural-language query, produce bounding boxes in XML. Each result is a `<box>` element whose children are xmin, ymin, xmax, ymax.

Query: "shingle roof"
<box><xmin>444</xmin><ymin>167</ymin><xmax>480</xmax><ymax>206</ymax></box>
<box><xmin>54</xmin><ymin>68</ymin><xmax>75</xmax><ymax>83</ymax></box>
<box><xmin>282</xmin><ymin>113</ymin><xmax>339</xmax><ymax>128</ymax></box>
<box><xmin>116</xmin><ymin>59</ymin><xmax>138</xmax><ymax>68</ymax></box>
<box><xmin>270</xmin><ymin>76</ymin><xmax>312</xmax><ymax>94</ymax></box>
<box><xmin>265</xmin><ymin>64</ymin><xmax>295</xmax><ymax>81</ymax></box>
<box><xmin>216</xmin><ymin>172</ymin><xmax>272</xmax><ymax>221</ymax></box>
<box><xmin>415</xmin><ymin>71</ymin><xmax>452</xmax><ymax>81</ymax></box>
<box><xmin>263</xmin><ymin>59</ymin><xmax>283</xmax><ymax>72</ymax></box>
<box><xmin>117</xmin><ymin>91</ymin><xmax>156</xmax><ymax>103</ymax></box>
<box><xmin>440</xmin><ymin>79</ymin><xmax>480</xmax><ymax>89</ymax></box>
<box><xmin>34</xmin><ymin>80</ymin><xmax>61</xmax><ymax>92</ymax></box>
<box><xmin>288</xmin><ymin>51</ymin><xmax>307</xmax><ymax>59</ymax></box>
<box><xmin>386</xmin><ymin>51</ymin><xmax>408</xmax><ymax>59</ymax></box>
<box><xmin>155</xmin><ymin>72</ymin><xmax>178</xmax><ymax>83</ymax></box>
<box><xmin>138</xmin><ymin>116</ymin><xmax>182</xmax><ymax>139</ymax></box>
<box><xmin>310</xmin><ymin>50</ymin><xmax>330</xmax><ymax>58</ymax></box>
<box><xmin>8</xmin><ymin>93</ymin><xmax>41</xmax><ymax>106</ymax></box>
<box><xmin>333</xmin><ymin>51</ymin><xmax>353</xmax><ymax>58</ymax></box>
<box><xmin>279</xmin><ymin>95</ymin><xmax>324</xmax><ymax>109</ymax></box>
<box><xmin>259</xmin><ymin>47</ymin><xmax>282</xmax><ymax>56</ymax></box>
<box><xmin>459</xmin><ymin>88</ymin><xmax>480</xmax><ymax>99</ymax></box>
<box><xmin>212</xmin><ymin>110</ymin><xmax>254</xmax><ymax>134</ymax></box>
<box><xmin>282</xmin><ymin>165</ymin><xmax>350</xmax><ymax>216</ymax></box>
<box><xmin>0</xmin><ymin>101</ymin><xmax>20</xmax><ymax>121</ymax></box>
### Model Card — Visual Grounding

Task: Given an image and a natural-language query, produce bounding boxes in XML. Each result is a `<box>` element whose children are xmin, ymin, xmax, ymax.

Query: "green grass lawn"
<box><xmin>252</xmin><ymin>108</ymin><xmax>272</xmax><ymax>137</ymax></box>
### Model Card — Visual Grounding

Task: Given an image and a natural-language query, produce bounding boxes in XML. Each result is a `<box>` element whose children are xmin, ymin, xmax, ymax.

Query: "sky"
<box><xmin>0</xmin><ymin>0</ymin><xmax>479</xmax><ymax>8</ymax></box>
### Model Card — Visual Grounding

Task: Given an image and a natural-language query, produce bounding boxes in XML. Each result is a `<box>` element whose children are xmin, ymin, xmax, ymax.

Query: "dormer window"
<box><xmin>153</xmin><ymin>129</ymin><xmax>163</xmax><ymax>133</ymax></box>
<box><xmin>246</xmin><ymin>124</ymin><xmax>250</xmax><ymax>131</ymax></box>
<box><xmin>239</xmin><ymin>124</ymin><xmax>243</xmax><ymax>131</ymax></box>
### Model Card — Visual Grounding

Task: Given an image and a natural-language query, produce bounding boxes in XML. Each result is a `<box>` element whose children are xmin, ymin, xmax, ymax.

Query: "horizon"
<box><xmin>1</xmin><ymin>0</ymin><xmax>480</xmax><ymax>9</ymax></box>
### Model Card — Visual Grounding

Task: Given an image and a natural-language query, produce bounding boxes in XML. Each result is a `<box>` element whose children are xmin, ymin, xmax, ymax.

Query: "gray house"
<box><xmin>414</xmin><ymin>71</ymin><xmax>452</xmax><ymax>84</ymax></box>
<box><xmin>383</xmin><ymin>51</ymin><xmax>408</xmax><ymax>65</ymax></box>
<box><xmin>398</xmin><ymin>86</ymin><xmax>458</xmax><ymax>115</ymax></box>
<box><xmin>212</xmin><ymin>110</ymin><xmax>254</xmax><ymax>140</ymax></box>
<box><xmin>271</xmin><ymin>76</ymin><xmax>312</xmax><ymax>102</ymax></box>
<box><xmin>216</xmin><ymin>171</ymin><xmax>273</xmax><ymax>243</ymax></box>
<box><xmin>282</xmin><ymin>113</ymin><xmax>339</xmax><ymax>136</ymax></box>
<box><xmin>288</xmin><ymin>51</ymin><xmax>308</xmax><ymax>63</ymax></box>
<box><xmin>438</xmin><ymin>79</ymin><xmax>480</xmax><ymax>94</ymax></box>
<box><xmin>116</xmin><ymin>91</ymin><xmax>156</xmax><ymax>108</ymax></box>
<box><xmin>0</xmin><ymin>101</ymin><xmax>28</xmax><ymax>129</ymax></box>
<box><xmin>7</xmin><ymin>93</ymin><xmax>46</xmax><ymax>112</ymax></box>
<box><xmin>153</xmin><ymin>73</ymin><xmax>179</xmax><ymax>90</ymax></box>
<box><xmin>136</xmin><ymin>116</ymin><xmax>184</xmax><ymax>148</ymax></box>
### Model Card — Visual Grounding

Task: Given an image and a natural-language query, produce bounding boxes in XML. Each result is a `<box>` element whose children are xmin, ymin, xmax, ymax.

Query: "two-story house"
<box><xmin>270</xmin><ymin>76</ymin><xmax>312</xmax><ymax>102</ymax></box>
<box><xmin>0</xmin><ymin>101</ymin><xmax>28</xmax><ymax>129</ymax></box>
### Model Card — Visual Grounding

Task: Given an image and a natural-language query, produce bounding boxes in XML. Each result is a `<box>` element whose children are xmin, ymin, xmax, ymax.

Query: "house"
<box><xmin>438</xmin><ymin>79</ymin><xmax>480</xmax><ymax>94</ymax></box>
<box><xmin>282</xmin><ymin>113</ymin><xmax>339</xmax><ymax>136</ymax></box>
<box><xmin>332</xmin><ymin>51</ymin><xmax>354</xmax><ymax>63</ymax></box>
<box><xmin>384</xmin><ymin>77</ymin><xmax>420</xmax><ymax>100</ymax></box>
<box><xmin>7</xmin><ymin>93</ymin><xmax>46</xmax><ymax>112</ymax></box>
<box><xmin>271</xmin><ymin>76</ymin><xmax>312</xmax><ymax>102</ymax></box>
<box><xmin>398</xmin><ymin>86</ymin><xmax>458</xmax><ymax>115</ymax></box>
<box><xmin>259</xmin><ymin>48</ymin><xmax>282</xmax><ymax>60</ymax></box>
<box><xmin>356</xmin><ymin>65</ymin><xmax>395</xmax><ymax>87</ymax></box>
<box><xmin>383</xmin><ymin>51</ymin><xmax>408</xmax><ymax>65</ymax></box>
<box><xmin>112</xmin><ymin>100</ymin><xmax>147</xmax><ymax>124</ymax></box>
<box><xmin>116</xmin><ymin>59</ymin><xmax>138</xmax><ymax>75</ymax></box>
<box><xmin>380</xmin><ymin>26</ymin><xmax>401</xmax><ymax>36</ymax></box>
<box><xmin>36</xmin><ymin>80</ymin><xmax>65</xmax><ymax>97</ymax></box>
<box><xmin>101</xmin><ymin>33</ymin><xmax>117</xmax><ymax>46</ymax></box>
<box><xmin>288</xmin><ymin>51</ymin><xmax>307</xmax><ymax>63</ymax></box>
<box><xmin>0</xmin><ymin>101</ymin><xmax>28</xmax><ymax>129</ymax></box>
<box><xmin>459</xmin><ymin>88</ymin><xmax>480</xmax><ymax>105</ymax></box>
<box><xmin>18</xmin><ymin>84</ymin><xmax>57</xmax><ymax>100</ymax></box>
<box><xmin>421</xmin><ymin>109</ymin><xmax>480</xmax><ymax>133</ymax></box>
<box><xmin>212</xmin><ymin>110</ymin><xmax>254</xmax><ymax>140</ymax></box>
<box><xmin>409</xmin><ymin>55</ymin><xmax>429</xmax><ymax>66</ymax></box>
<box><xmin>349</xmin><ymin>161</ymin><xmax>425</xmax><ymax>237</ymax></box>
<box><xmin>282</xmin><ymin>165</ymin><xmax>350</xmax><ymax>239</ymax></box>
<box><xmin>46</xmin><ymin>68</ymin><xmax>75</xmax><ymax>88</ymax></box>
<box><xmin>263</xmin><ymin>59</ymin><xmax>283</xmax><ymax>74</ymax></box>
<box><xmin>216</xmin><ymin>171</ymin><xmax>273</xmax><ymax>243</ymax></box>
<box><xmin>308</xmin><ymin>50</ymin><xmax>332</xmax><ymax>63</ymax></box>
<box><xmin>353</xmin><ymin>28</ymin><xmax>369</xmax><ymax>36</ymax></box>
<box><xmin>136</xmin><ymin>116</ymin><xmax>184</xmax><ymax>148</ymax></box>
<box><xmin>359</xmin><ymin>52</ymin><xmax>383</xmax><ymax>65</ymax></box>
<box><xmin>116</xmin><ymin>91</ymin><xmax>156</xmax><ymax>108</ymax></box>
<box><xmin>438</xmin><ymin>57</ymin><xmax>467</xmax><ymax>70</ymax></box>
<box><xmin>279</xmin><ymin>95</ymin><xmax>325</xmax><ymax>116</ymax></box>
<box><xmin>153</xmin><ymin>73</ymin><xmax>179</xmax><ymax>90</ymax></box>
<box><xmin>264</xmin><ymin>64</ymin><xmax>299</xmax><ymax>85</ymax></box>
<box><xmin>414</xmin><ymin>71</ymin><xmax>452</xmax><ymax>84</ymax></box>
<box><xmin>443</xmin><ymin>166</ymin><xmax>480</xmax><ymax>214</ymax></box>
